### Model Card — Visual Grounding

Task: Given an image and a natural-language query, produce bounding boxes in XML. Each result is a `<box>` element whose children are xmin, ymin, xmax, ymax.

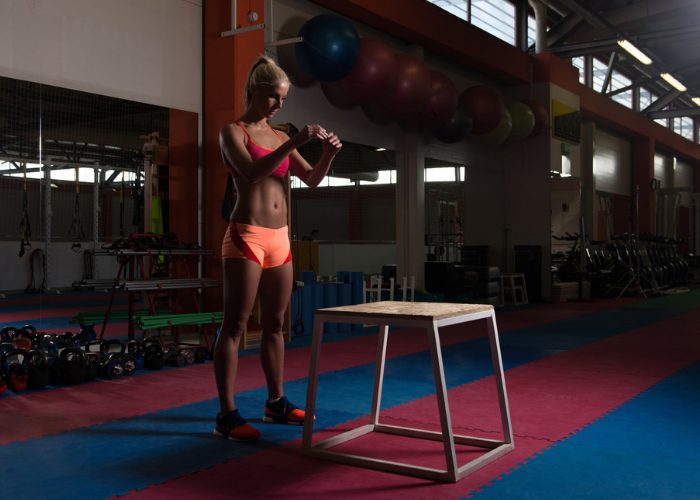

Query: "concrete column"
<box><xmin>580</xmin><ymin>120</ymin><xmax>596</xmax><ymax>239</ymax></box>
<box><xmin>632</xmin><ymin>135</ymin><xmax>655</xmax><ymax>233</ymax></box>
<box><xmin>395</xmin><ymin>145</ymin><xmax>425</xmax><ymax>290</ymax></box>
<box><xmin>528</xmin><ymin>0</ymin><xmax>547</xmax><ymax>53</ymax></box>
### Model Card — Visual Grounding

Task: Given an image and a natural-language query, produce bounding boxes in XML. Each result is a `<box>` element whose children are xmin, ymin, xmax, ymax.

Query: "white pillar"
<box><xmin>395</xmin><ymin>144</ymin><xmax>425</xmax><ymax>290</ymax></box>
<box><xmin>528</xmin><ymin>0</ymin><xmax>548</xmax><ymax>54</ymax></box>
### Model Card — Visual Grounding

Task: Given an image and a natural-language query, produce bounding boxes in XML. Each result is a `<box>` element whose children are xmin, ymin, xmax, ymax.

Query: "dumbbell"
<box><xmin>1</xmin><ymin>349</ymin><xmax>29</xmax><ymax>392</ymax></box>
<box><xmin>142</xmin><ymin>339</ymin><xmax>165</xmax><ymax>370</ymax></box>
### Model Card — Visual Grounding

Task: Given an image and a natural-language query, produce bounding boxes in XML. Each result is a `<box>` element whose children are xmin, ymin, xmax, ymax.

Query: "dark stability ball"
<box><xmin>377</xmin><ymin>53</ymin><xmax>431</xmax><ymax>121</ymax></box>
<box><xmin>521</xmin><ymin>99</ymin><xmax>549</xmax><ymax>136</ymax></box>
<box><xmin>340</xmin><ymin>38</ymin><xmax>398</xmax><ymax>104</ymax></box>
<box><xmin>422</xmin><ymin>71</ymin><xmax>458</xmax><ymax>129</ymax></box>
<box><xmin>431</xmin><ymin>108</ymin><xmax>473</xmax><ymax>143</ymax></box>
<box><xmin>458</xmin><ymin>85</ymin><xmax>504</xmax><ymax>134</ymax></box>
<box><xmin>295</xmin><ymin>14</ymin><xmax>361</xmax><ymax>82</ymax></box>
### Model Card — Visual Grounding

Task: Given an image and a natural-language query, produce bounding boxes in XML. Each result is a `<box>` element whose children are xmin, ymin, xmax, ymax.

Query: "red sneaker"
<box><xmin>263</xmin><ymin>396</ymin><xmax>306</xmax><ymax>425</ymax></box>
<box><xmin>213</xmin><ymin>410</ymin><xmax>261</xmax><ymax>442</ymax></box>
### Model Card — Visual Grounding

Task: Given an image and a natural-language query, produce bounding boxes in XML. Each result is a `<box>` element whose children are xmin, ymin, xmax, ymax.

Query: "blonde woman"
<box><xmin>215</xmin><ymin>56</ymin><xmax>342</xmax><ymax>441</ymax></box>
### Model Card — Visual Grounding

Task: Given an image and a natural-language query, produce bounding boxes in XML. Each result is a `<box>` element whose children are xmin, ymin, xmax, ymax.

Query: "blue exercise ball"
<box><xmin>295</xmin><ymin>14</ymin><xmax>360</xmax><ymax>82</ymax></box>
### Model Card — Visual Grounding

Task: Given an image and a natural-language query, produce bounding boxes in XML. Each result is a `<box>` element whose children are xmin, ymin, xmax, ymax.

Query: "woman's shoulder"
<box><xmin>220</xmin><ymin>122</ymin><xmax>247</xmax><ymax>141</ymax></box>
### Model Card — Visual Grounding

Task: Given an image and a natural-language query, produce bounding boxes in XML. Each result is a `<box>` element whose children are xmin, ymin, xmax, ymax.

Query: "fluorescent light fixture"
<box><xmin>692</xmin><ymin>97</ymin><xmax>700</xmax><ymax>107</ymax></box>
<box><xmin>617</xmin><ymin>39</ymin><xmax>652</xmax><ymax>65</ymax></box>
<box><xmin>660</xmin><ymin>72</ymin><xmax>687</xmax><ymax>92</ymax></box>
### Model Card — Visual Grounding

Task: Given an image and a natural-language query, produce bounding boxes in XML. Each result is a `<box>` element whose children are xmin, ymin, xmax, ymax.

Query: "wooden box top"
<box><xmin>316</xmin><ymin>301</ymin><xmax>494</xmax><ymax>321</ymax></box>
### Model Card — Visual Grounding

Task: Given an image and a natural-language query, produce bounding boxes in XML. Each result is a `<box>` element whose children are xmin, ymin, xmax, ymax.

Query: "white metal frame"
<box><xmin>500</xmin><ymin>273</ymin><xmax>528</xmax><ymax>305</ymax></box>
<box><xmin>302</xmin><ymin>301</ymin><xmax>514</xmax><ymax>483</ymax></box>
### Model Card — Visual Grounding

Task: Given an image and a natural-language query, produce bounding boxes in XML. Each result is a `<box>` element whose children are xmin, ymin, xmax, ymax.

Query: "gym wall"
<box><xmin>0</xmin><ymin>0</ymin><xmax>201</xmax><ymax>113</ymax></box>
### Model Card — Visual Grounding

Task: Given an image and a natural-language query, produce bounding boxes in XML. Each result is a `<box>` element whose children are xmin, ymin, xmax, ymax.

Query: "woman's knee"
<box><xmin>219</xmin><ymin>318</ymin><xmax>248</xmax><ymax>339</ymax></box>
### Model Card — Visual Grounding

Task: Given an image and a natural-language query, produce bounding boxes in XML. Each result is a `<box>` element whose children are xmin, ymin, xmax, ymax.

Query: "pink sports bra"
<box><xmin>230</xmin><ymin>122</ymin><xmax>289</xmax><ymax>178</ymax></box>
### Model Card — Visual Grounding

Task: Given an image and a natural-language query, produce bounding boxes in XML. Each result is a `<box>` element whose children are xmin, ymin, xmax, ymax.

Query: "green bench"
<box><xmin>70</xmin><ymin>309</ymin><xmax>172</xmax><ymax>325</ymax></box>
<box><xmin>134</xmin><ymin>312</ymin><xmax>223</xmax><ymax>350</ymax></box>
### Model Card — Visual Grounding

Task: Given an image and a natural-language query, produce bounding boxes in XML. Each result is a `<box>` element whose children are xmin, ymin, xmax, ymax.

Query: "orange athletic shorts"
<box><xmin>221</xmin><ymin>222</ymin><xmax>292</xmax><ymax>268</ymax></box>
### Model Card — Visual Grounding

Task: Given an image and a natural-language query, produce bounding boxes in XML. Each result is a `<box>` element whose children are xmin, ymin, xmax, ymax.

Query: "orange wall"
<box><xmin>203</xmin><ymin>0</ymin><xmax>265</xmax><ymax>309</ymax></box>
<box><xmin>168</xmin><ymin>108</ymin><xmax>199</xmax><ymax>246</ymax></box>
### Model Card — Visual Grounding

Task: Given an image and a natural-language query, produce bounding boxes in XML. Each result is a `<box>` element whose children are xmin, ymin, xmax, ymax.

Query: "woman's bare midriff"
<box><xmin>230</xmin><ymin>175</ymin><xmax>288</xmax><ymax>229</ymax></box>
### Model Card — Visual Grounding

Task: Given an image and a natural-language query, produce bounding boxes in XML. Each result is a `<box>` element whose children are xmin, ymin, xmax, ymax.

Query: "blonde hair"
<box><xmin>244</xmin><ymin>56</ymin><xmax>290</xmax><ymax>107</ymax></box>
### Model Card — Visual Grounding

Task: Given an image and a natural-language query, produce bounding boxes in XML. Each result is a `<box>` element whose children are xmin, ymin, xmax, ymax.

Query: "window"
<box><xmin>639</xmin><ymin>87</ymin><xmax>655</xmax><ymax>110</ymax></box>
<box><xmin>429</xmin><ymin>0</ymin><xmax>468</xmax><ymax>20</ymax></box>
<box><xmin>610</xmin><ymin>71</ymin><xmax>632</xmax><ymax>108</ymax></box>
<box><xmin>428</xmin><ymin>0</ymin><xmax>517</xmax><ymax>45</ymax></box>
<box><xmin>673</xmin><ymin>116</ymin><xmax>693</xmax><ymax>140</ymax></box>
<box><xmin>471</xmin><ymin>0</ymin><xmax>516</xmax><ymax>45</ymax></box>
<box><xmin>571</xmin><ymin>57</ymin><xmax>585</xmax><ymax>85</ymax></box>
<box><xmin>527</xmin><ymin>15</ymin><xmax>536</xmax><ymax>48</ymax></box>
<box><xmin>425</xmin><ymin>166</ymin><xmax>466</xmax><ymax>182</ymax></box>
<box><xmin>592</xmin><ymin>58</ymin><xmax>608</xmax><ymax>92</ymax></box>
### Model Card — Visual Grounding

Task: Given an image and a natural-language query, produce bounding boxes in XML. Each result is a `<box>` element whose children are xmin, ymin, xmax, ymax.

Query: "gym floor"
<box><xmin>1</xmin><ymin>288</ymin><xmax>700</xmax><ymax>499</ymax></box>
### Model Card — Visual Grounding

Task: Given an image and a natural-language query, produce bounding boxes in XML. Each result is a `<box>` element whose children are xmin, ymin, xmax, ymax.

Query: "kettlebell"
<box><xmin>127</xmin><ymin>340</ymin><xmax>145</xmax><ymax>370</ymax></box>
<box><xmin>194</xmin><ymin>346</ymin><xmax>209</xmax><ymax>364</ymax></box>
<box><xmin>1</xmin><ymin>349</ymin><xmax>29</xmax><ymax>392</ymax></box>
<box><xmin>60</xmin><ymin>348</ymin><xmax>85</xmax><ymax>385</ymax></box>
<box><xmin>26</xmin><ymin>350</ymin><xmax>50</xmax><ymax>389</ymax></box>
<box><xmin>142</xmin><ymin>339</ymin><xmax>165</xmax><ymax>370</ymax></box>
<box><xmin>99</xmin><ymin>340</ymin><xmax>124</xmax><ymax>379</ymax></box>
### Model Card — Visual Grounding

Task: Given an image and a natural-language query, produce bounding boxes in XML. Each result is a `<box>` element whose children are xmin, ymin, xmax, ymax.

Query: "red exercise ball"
<box><xmin>361</xmin><ymin>99</ymin><xmax>395</xmax><ymax>125</ymax></box>
<box><xmin>422</xmin><ymin>71</ymin><xmax>458</xmax><ymax>129</ymax></box>
<box><xmin>458</xmin><ymin>85</ymin><xmax>504</xmax><ymax>134</ymax></box>
<box><xmin>340</xmin><ymin>38</ymin><xmax>397</xmax><ymax>104</ymax></box>
<box><xmin>521</xmin><ymin>99</ymin><xmax>549</xmax><ymax>136</ymax></box>
<box><xmin>376</xmin><ymin>53</ymin><xmax>431</xmax><ymax>121</ymax></box>
<box><xmin>321</xmin><ymin>80</ymin><xmax>356</xmax><ymax>110</ymax></box>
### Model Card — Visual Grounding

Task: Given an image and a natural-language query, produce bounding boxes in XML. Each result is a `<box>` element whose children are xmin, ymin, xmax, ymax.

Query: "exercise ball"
<box><xmin>376</xmin><ymin>53</ymin><xmax>431</xmax><ymax>120</ymax></box>
<box><xmin>295</xmin><ymin>14</ymin><xmax>360</xmax><ymax>82</ymax></box>
<box><xmin>470</xmin><ymin>108</ymin><xmax>512</xmax><ymax>146</ymax></box>
<box><xmin>431</xmin><ymin>108</ymin><xmax>472</xmax><ymax>143</ymax></box>
<box><xmin>521</xmin><ymin>99</ymin><xmax>549</xmax><ymax>136</ymax></box>
<box><xmin>321</xmin><ymin>80</ymin><xmax>356</xmax><ymax>110</ymax></box>
<box><xmin>422</xmin><ymin>71</ymin><xmax>458</xmax><ymax>129</ymax></box>
<box><xmin>361</xmin><ymin>99</ymin><xmax>395</xmax><ymax>125</ymax></box>
<box><xmin>458</xmin><ymin>85</ymin><xmax>504</xmax><ymax>134</ymax></box>
<box><xmin>506</xmin><ymin>102</ymin><xmax>535</xmax><ymax>141</ymax></box>
<box><xmin>276</xmin><ymin>16</ymin><xmax>317</xmax><ymax>87</ymax></box>
<box><xmin>339</xmin><ymin>38</ymin><xmax>398</xmax><ymax>104</ymax></box>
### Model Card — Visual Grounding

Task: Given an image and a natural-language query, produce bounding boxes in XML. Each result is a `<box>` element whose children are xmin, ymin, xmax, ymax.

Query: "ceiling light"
<box><xmin>375</xmin><ymin>147</ymin><xmax>386</xmax><ymax>152</ymax></box>
<box><xmin>660</xmin><ymin>72</ymin><xmax>687</xmax><ymax>92</ymax></box>
<box><xmin>617</xmin><ymin>39</ymin><xmax>652</xmax><ymax>65</ymax></box>
<box><xmin>692</xmin><ymin>97</ymin><xmax>700</xmax><ymax>107</ymax></box>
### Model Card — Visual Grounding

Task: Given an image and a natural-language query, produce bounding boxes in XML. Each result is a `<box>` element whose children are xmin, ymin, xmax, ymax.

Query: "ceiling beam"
<box><xmin>647</xmin><ymin>108</ymin><xmax>700</xmax><ymax>119</ymax></box>
<box><xmin>601</xmin><ymin>52</ymin><xmax>617</xmax><ymax>94</ymax></box>
<box><xmin>545</xmin><ymin>13</ymin><xmax>583</xmax><ymax>47</ymax></box>
<box><xmin>643</xmin><ymin>90</ymin><xmax>684</xmax><ymax>113</ymax></box>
